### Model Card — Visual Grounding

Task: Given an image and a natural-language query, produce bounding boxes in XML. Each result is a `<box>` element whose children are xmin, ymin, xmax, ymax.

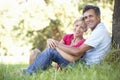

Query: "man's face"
<box><xmin>83</xmin><ymin>9</ymin><xmax>100</xmax><ymax>30</ymax></box>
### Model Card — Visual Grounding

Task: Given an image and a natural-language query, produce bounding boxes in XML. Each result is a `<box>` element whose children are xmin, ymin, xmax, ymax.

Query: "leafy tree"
<box><xmin>0</xmin><ymin>0</ymin><xmax>114</xmax><ymax>56</ymax></box>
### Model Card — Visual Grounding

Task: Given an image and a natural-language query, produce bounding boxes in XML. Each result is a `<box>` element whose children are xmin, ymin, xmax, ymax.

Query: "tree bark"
<box><xmin>112</xmin><ymin>0</ymin><xmax>120</xmax><ymax>49</ymax></box>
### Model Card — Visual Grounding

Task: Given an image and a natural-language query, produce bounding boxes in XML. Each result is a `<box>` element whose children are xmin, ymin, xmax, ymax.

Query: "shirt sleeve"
<box><xmin>84</xmin><ymin>28</ymin><xmax>104</xmax><ymax>48</ymax></box>
<box><xmin>62</xmin><ymin>34</ymin><xmax>67</xmax><ymax>42</ymax></box>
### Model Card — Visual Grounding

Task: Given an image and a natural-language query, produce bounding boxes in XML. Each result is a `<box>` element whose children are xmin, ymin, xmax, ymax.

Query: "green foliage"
<box><xmin>0</xmin><ymin>0</ymin><xmax>114</xmax><ymax>56</ymax></box>
<box><xmin>31</xmin><ymin>19</ymin><xmax>64</xmax><ymax>50</ymax></box>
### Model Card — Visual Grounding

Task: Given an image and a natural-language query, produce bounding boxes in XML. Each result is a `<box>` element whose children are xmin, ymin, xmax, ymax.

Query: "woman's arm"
<box><xmin>46</xmin><ymin>38</ymin><xmax>65</xmax><ymax>48</ymax></box>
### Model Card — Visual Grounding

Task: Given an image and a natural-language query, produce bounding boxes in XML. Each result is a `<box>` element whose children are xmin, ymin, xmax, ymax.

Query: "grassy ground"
<box><xmin>0</xmin><ymin>62</ymin><xmax>120</xmax><ymax>80</ymax></box>
<box><xmin>0</xmin><ymin>49</ymin><xmax>120</xmax><ymax>80</ymax></box>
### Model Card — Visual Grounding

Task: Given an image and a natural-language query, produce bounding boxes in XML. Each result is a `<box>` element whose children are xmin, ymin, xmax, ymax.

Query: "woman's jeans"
<box><xmin>27</xmin><ymin>48</ymin><xmax>70</xmax><ymax>74</ymax></box>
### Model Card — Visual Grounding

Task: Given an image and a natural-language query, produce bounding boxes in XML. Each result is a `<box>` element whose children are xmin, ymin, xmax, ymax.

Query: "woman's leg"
<box><xmin>29</xmin><ymin>49</ymin><xmax>41</xmax><ymax>65</ymax></box>
<box><xmin>27</xmin><ymin>48</ymin><xmax>70</xmax><ymax>74</ymax></box>
<box><xmin>29</xmin><ymin>48</ymin><xmax>62</xmax><ymax>70</ymax></box>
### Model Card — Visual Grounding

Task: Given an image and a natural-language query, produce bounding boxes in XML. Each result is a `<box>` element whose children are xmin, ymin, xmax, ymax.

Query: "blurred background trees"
<box><xmin>0</xmin><ymin>0</ymin><xmax>114</xmax><ymax>56</ymax></box>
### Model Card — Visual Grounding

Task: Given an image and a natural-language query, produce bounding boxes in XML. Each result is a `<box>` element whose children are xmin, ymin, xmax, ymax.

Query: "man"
<box><xmin>56</xmin><ymin>5</ymin><xmax>111</xmax><ymax>65</ymax></box>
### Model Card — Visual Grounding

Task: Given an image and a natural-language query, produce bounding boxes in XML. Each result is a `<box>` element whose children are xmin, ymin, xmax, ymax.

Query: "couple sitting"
<box><xmin>22</xmin><ymin>5</ymin><xmax>111</xmax><ymax>75</ymax></box>
<box><xmin>29</xmin><ymin>16</ymin><xmax>87</xmax><ymax>70</ymax></box>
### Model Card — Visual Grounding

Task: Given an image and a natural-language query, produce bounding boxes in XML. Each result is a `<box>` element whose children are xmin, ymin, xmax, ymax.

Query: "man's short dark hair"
<box><xmin>83</xmin><ymin>5</ymin><xmax>100</xmax><ymax>16</ymax></box>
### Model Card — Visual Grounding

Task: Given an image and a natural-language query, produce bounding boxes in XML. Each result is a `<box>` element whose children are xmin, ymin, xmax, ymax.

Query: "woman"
<box><xmin>29</xmin><ymin>17</ymin><xmax>87</xmax><ymax>69</ymax></box>
<box><xmin>25</xmin><ymin>17</ymin><xmax>87</xmax><ymax>74</ymax></box>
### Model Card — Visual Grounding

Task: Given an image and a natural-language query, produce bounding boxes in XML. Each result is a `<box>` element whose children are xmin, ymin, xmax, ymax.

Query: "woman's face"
<box><xmin>73</xmin><ymin>21</ymin><xmax>86</xmax><ymax>37</ymax></box>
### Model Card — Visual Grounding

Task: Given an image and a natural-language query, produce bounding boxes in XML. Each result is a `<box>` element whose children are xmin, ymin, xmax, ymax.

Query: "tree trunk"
<box><xmin>112</xmin><ymin>0</ymin><xmax>120</xmax><ymax>49</ymax></box>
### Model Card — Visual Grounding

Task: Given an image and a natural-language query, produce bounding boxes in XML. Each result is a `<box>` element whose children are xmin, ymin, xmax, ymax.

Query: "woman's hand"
<box><xmin>47</xmin><ymin>39</ymin><xmax>58</xmax><ymax>48</ymax></box>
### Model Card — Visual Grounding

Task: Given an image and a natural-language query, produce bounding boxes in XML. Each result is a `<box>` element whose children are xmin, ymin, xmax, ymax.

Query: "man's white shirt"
<box><xmin>82</xmin><ymin>22</ymin><xmax>111</xmax><ymax>65</ymax></box>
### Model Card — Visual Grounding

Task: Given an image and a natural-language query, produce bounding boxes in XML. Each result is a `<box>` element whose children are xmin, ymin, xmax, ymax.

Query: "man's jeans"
<box><xmin>27</xmin><ymin>48</ymin><xmax>70</xmax><ymax>74</ymax></box>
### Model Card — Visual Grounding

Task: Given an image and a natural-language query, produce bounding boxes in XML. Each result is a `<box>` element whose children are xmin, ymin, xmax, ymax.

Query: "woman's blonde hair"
<box><xmin>73</xmin><ymin>17</ymin><xmax>87</xmax><ymax>32</ymax></box>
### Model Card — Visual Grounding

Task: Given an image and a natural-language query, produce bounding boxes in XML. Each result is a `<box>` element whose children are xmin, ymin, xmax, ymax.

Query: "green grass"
<box><xmin>0</xmin><ymin>49</ymin><xmax>120</xmax><ymax>80</ymax></box>
<box><xmin>0</xmin><ymin>62</ymin><xmax>120</xmax><ymax>80</ymax></box>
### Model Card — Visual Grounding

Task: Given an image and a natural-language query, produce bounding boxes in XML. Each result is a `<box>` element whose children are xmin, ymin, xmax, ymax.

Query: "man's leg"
<box><xmin>27</xmin><ymin>48</ymin><xmax>70</xmax><ymax>74</ymax></box>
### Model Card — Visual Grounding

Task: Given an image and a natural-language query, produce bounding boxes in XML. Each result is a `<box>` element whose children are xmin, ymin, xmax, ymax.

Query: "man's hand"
<box><xmin>47</xmin><ymin>39</ymin><xmax>58</xmax><ymax>48</ymax></box>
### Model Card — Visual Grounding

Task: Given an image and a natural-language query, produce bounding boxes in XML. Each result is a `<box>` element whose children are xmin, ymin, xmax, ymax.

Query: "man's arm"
<box><xmin>57</xmin><ymin>42</ymin><xmax>92</xmax><ymax>58</ymax></box>
<box><xmin>47</xmin><ymin>39</ymin><xmax>92</xmax><ymax>60</ymax></box>
<box><xmin>56</xmin><ymin>48</ymin><xmax>76</xmax><ymax>62</ymax></box>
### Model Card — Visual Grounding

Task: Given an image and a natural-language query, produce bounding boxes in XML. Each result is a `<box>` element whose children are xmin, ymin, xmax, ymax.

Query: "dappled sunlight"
<box><xmin>101</xmin><ymin>7</ymin><xmax>113</xmax><ymax>35</ymax></box>
<box><xmin>0</xmin><ymin>0</ymin><xmax>113</xmax><ymax>57</ymax></box>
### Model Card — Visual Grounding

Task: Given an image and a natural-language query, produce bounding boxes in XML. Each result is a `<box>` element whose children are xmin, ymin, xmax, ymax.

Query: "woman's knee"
<box><xmin>29</xmin><ymin>49</ymin><xmax>41</xmax><ymax>65</ymax></box>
